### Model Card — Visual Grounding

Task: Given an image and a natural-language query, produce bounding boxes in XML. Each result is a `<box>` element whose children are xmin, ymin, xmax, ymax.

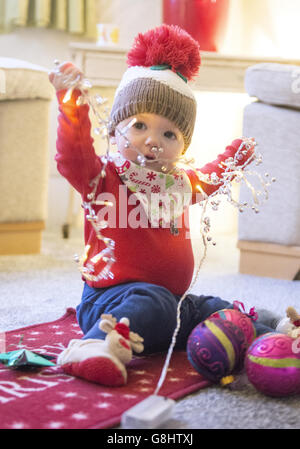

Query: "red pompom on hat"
<box><xmin>127</xmin><ymin>24</ymin><xmax>201</xmax><ymax>81</ymax></box>
<box><xmin>109</xmin><ymin>24</ymin><xmax>201</xmax><ymax>151</ymax></box>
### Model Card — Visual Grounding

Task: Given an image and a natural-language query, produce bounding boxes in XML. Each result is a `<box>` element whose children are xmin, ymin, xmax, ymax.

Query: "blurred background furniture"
<box><xmin>238</xmin><ymin>63</ymin><xmax>300</xmax><ymax>279</ymax></box>
<box><xmin>0</xmin><ymin>58</ymin><xmax>53</xmax><ymax>254</ymax></box>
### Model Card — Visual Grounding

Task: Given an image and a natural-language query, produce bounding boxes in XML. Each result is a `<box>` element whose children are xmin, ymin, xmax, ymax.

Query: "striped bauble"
<box><xmin>187</xmin><ymin>318</ymin><xmax>248</xmax><ymax>383</ymax></box>
<box><xmin>209</xmin><ymin>308</ymin><xmax>256</xmax><ymax>346</ymax></box>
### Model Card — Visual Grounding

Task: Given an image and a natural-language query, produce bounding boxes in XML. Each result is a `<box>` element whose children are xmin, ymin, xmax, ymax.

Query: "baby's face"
<box><xmin>111</xmin><ymin>113</ymin><xmax>185</xmax><ymax>172</ymax></box>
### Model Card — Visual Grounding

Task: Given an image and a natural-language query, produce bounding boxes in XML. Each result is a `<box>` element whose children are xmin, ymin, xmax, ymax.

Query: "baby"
<box><xmin>49</xmin><ymin>25</ymin><xmax>280</xmax><ymax>385</ymax></box>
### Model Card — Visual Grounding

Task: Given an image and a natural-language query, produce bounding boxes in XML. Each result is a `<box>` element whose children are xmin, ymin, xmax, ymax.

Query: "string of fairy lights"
<box><xmin>53</xmin><ymin>61</ymin><xmax>276</xmax><ymax>394</ymax></box>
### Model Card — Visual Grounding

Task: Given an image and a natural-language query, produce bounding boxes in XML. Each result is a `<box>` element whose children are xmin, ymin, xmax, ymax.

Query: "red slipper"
<box><xmin>62</xmin><ymin>355</ymin><xmax>127</xmax><ymax>387</ymax></box>
<box><xmin>57</xmin><ymin>315</ymin><xmax>144</xmax><ymax>387</ymax></box>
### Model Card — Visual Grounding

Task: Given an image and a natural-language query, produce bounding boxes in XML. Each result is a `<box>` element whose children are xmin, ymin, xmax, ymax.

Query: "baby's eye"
<box><xmin>133</xmin><ymin>121</ymin><xmax>146</xmax><ymax>130</ymax></box>
<box><xmin>164</xmin><ymin>131</ymin><xmax>176</xmax><ymax>140</ymax></box>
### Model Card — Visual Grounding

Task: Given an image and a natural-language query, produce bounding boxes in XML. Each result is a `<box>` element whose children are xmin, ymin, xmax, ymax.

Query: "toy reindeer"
<box><xmin>57</xmin><ymin>314</ymin><xmax>144</xmax><ymax>386</ymax></box>
<box><xmin>286</xmin><ymin>306</ymin><xmax>300</xmax><ymax>339</ymax></box>
<box><xmin>276</xmin><ymin>306</ymin><xmax>300</xmax><ymax>339</ymax></box>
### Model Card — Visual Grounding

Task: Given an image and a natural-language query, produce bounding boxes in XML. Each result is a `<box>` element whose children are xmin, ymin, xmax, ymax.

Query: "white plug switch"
<box><xmin>121</xmin><ymin>395</ymin><xmax>175</xmax><ymax>429</ymax></box>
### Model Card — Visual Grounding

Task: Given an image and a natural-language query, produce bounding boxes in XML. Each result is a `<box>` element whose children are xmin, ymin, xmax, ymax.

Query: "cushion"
<box><xmin>245</xmin><ymin>63</ymin><xmax>300</xmax><ymax>110</ymax></box>
<box><xmin>0</xmin><ymin>57</ymin><xmax>54</xmax><ymax>101</ymax></box>
<box><xmin>0</xmin><ymin>99</ymin><xmax>49</xmax><ymax>222</ymax></box>
<box><xmin>238</xmin><ymin>101</ymin><xmax>300</xmax><ymax>246</ymax></box>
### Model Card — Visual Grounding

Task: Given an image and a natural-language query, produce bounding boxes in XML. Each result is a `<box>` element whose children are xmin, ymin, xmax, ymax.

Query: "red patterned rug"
<box><xmin>0</xmin><ymin>308</ymin><xmax>210</xmax><ymax>429</ymax></box>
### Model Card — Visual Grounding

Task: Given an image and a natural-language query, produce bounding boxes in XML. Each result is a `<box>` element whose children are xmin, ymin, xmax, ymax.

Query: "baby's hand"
<box><xmin>49</xmin><ymin>61</ymin><xmax>84</xmax><ymax>91</ymax></box>
<box><xmin>230</xmin><ymin>137</ymin><xmax>256</xmax><ymax>166</ymax></box>
<box><xmin>241</xmin><ymin>137</ymin><xmax>256</xmax><ymax>158</ymax></box>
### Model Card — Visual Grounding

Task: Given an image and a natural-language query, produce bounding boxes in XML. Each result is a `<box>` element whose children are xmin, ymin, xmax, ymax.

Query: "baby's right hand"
<box><xmin>49</xmin><ymin>61</ymin><xmax>84</xmax><ymax>91</ymax></box>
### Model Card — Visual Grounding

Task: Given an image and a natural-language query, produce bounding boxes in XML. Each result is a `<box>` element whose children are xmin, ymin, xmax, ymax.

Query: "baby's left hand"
<box><xmin>242</xmin><ymin>136</ymin><xmax>256</xmax><ymax>153</ymax></box>
<box><xmin>230</xmin><ymin>137</ymin><xmax>256</xmax><ymax>166</ymax></box>
<box><xmin>241</xmin><ymin>136</ymin><xmax>256</xmax><ymax>159</ymax></box>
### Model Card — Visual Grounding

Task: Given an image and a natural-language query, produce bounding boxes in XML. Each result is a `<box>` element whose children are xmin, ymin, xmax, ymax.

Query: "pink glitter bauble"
<box><xmin>246</xmin><ymin>332</ymin><xmax>300</xmax><ymax>397</ymax></box>
<box><xmin>209</xmin><ymin>308</ymin><xmax>256</xmax><ymax>346</ymax></box>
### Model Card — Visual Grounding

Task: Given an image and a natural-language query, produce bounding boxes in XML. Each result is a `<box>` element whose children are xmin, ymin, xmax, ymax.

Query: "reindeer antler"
<box><xmin>286</xmin><ymin>307</ymin><xmax>300</xmax><ymax>324</ymax></box>
<box><xmin>100</xmin><ymin>314</ymin><xmax>117</xmax><ymax>326</ymax></box>
<box><xmin>129</xmin><ymin>331</ymin><xmax>144</xmax><ymax>344</ymax></box>
<box><xmin>129</xmin><ymin>330</ymin><xmax>144</xmax><ymax>354</ymax></box>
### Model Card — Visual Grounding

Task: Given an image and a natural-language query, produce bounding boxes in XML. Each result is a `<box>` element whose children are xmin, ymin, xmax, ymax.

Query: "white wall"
<box><xmin>97</xmin><ymin>0</ymin><xmax>300</xmax><ymax>57</ymax></box>
<box><xmin>96</xmin><ymin>0</ymin><xmax>162</xmax><ymax>47</ymax></box>
<box><xmin>222</xmin><ymin>0</ymin><xmax>300</xmax><ymax>58</ymax></box>
<box><xmin>96</xmin><ymin>0</ymin><xmax>300</xmax><ymax>58</ymax></box>
<box><xmin>0</xmin><ymin>27</ymin><xmax>84</xmax><ymax>68</ymax></box>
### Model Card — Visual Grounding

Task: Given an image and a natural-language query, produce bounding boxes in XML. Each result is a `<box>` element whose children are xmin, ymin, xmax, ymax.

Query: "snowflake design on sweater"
<box><xmin>146</xmin><ymin>171</ymin><xmax>157</xmax><ymax>181</ymax></box>
<box><xmin>151</xmin><ymin>185</ymin><xmax>161</xmax><ymax>193</ymax></box>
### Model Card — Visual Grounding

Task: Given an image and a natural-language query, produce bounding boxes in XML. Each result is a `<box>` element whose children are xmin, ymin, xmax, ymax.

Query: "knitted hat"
<box><xmin>109</xmin><ymin>24</ymin><xmax>201</xmax><ymax>152</ymax></box>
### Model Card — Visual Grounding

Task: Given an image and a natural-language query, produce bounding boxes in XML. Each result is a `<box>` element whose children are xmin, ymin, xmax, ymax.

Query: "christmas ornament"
<box><xmin>209</xmin><ymin>301</ymin><xmax>257</xmax><ymax>346</ymax></box>
<box><xmin>246</xmin><ymin>333</ymin><xmax>300</xmax><ymax>397</ymax></box>
<box><xmin>186</xmin><ymin>317</ymin><xmax>248</xmax><ymax>384</ymax></box>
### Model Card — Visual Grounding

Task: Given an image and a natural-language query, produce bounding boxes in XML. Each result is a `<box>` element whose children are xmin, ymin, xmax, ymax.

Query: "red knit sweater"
<box><xmin>55</xmin><ymin>90</ymin><xmax>253</xmax><ymax>295</ymax></box>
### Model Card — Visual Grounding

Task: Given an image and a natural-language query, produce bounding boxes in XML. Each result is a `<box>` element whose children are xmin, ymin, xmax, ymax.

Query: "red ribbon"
<box><xmin>233</xmin><ymin>300</ymin><xmax>258</xmax><ymax>321</ymax></box>
<box><xmin>293</xmin><ymin>319</ymin><xmax>300</xmax><ymax>327</ymax></box>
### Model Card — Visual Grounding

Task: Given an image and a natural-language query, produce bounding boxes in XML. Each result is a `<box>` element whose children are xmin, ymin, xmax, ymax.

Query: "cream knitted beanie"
<box><xmin>109</xmin><ymin>24</ymin><xmax>201</xmax><ymax>151</ymax></box>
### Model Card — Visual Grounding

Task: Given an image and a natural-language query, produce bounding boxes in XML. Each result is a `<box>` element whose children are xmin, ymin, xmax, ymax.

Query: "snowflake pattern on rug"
<box><xmin>0</xmin><ymin>309</ymin><xmax>210</xmax><ymax>429</ymax></box>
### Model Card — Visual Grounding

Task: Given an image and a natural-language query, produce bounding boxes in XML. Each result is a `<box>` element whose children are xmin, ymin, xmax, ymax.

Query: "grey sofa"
<box><xmin>238</xmin><ymin>63</ymin><xmax>300</xmax><ymax>280</ymax></box>
<box><xmin>0</xmin><ymin>58</ymin><xmax>53</xmax><ymax>254</ymax></box>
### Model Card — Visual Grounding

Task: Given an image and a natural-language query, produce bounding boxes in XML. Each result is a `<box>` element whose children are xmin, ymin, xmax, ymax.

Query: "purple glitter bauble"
<box><xmin>209</xmin><ymin>308</ymin><xmax>256</xmax><ymax>346</ymax></box>
<box><xmin>186</xmin><ymin>318</ymin><xmax>248</xmax><ymax>383</ymax></box>
<box><xmin>246</xmin><ymin>332</ymin><xmax>300</xmax><ymax>397</ymax></box>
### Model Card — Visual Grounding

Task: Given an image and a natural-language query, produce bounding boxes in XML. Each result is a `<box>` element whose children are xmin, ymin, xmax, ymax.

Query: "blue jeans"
<box><xmin>76</xmin><ymin>281</ymin><xmax>273</xmax><ymax>354</ymax></box>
